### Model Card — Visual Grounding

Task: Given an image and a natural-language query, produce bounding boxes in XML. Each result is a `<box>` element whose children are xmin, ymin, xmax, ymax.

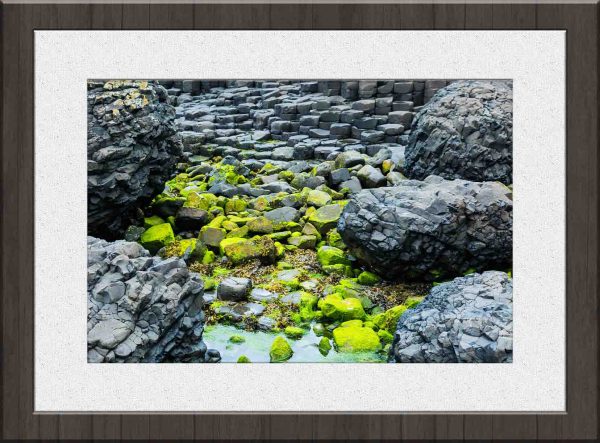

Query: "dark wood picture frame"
<box><xmin>1</xmin><ymin>1</ymin><xmax>598</xmax><ymax>440</ymax></box>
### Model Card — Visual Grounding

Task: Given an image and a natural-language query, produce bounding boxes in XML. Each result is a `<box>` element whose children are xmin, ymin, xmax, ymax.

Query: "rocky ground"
<box><xmin>87</xmin><ymin>79</ymin><xmax>513</xmax><ymax>363</ymax></box>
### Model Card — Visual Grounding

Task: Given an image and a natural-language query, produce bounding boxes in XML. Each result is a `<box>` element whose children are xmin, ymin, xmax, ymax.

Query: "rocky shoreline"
<box><xmin>87</xmin><ymin>79</ymin><xmax>513</xmax><ymax>363</ymax></box>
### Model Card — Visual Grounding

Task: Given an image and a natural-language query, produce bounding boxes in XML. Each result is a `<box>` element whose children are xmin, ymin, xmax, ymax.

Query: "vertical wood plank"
<box><xmin>537</xmin><ymin>4</ymin><xmax>599</xmax><ymax>440</ymax></box>
<box><xmin>2</xmin><ymin>5</ymin><xmax>25</xmax><ymax>438</ymax></box>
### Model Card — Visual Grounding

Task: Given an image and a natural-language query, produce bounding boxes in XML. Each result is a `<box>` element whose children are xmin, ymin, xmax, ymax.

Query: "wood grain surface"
<box><xmin>1</xmin><ymin>2</ymin><xmax>597</xmax><ymax>440</ymax></box>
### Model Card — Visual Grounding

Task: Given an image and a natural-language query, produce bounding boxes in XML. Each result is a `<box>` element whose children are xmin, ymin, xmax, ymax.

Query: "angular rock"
<box><xmin>217</xmin><ymin>277</ymin><xmax>252</xmax><ymax>301</ymax></box>
<box><xmin>88</xmin><ymin>81</ymin><xmax>183</xmax><ymax>239</ymax></box>
<box><xmin>338</xmin><ymin>176</ymin><xmax>512</xmax><ymax>280</ymax></box>
<box><xmin>87</xmin><ymin>237</ymin><xmax>210</xmax><ymax>363</ymax></box>
<box><xmin>404</xmin><ymin>80</ymin><xmax>513</xmax><ymax>184</ymax></box>
<box><xmin>391</xmin><ymin>271</ymin><xmax>513</xmax><ymax>363</ymax></box>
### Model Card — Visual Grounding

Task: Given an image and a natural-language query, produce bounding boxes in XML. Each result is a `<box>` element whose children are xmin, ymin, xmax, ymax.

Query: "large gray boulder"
<box><xmin>337</xmin><ymin>176</ymin><xmax>512</xmax><ymax>280</ymax></box>
<box><xmin>87</xmin><ymin>237</ymin><xmax>216</xmax><ymax>363</ymax></box>
<box><xmin>88</xmin><ymin>80</ymin><xmax>183</xmax><ymax>239</ymax></box>
<box><xmin>404</xmin><ymin>80</ymin><xmax>512</xmax><ymax>184</ymax></box>
<box><xmin>391</xmin><ymin>271</ymin><xmax>513</xmax><ymax>363</ymax></box>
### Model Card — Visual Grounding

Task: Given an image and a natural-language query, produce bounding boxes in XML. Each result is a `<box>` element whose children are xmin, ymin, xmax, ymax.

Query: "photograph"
<box><xmin>87</xmin><ymin>78</ymin><xmax>513</xmax><ymax>364</ymax></box>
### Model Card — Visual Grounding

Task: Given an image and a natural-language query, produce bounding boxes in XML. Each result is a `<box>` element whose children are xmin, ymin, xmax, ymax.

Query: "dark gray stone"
<box><xmin>404</xmin><ymin>80</ymin><xmax>513</xmax><ymax>184</ymax></box>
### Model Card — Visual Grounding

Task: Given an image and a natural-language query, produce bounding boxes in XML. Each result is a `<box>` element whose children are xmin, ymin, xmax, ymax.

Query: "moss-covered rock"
<box><xmin>140</xmin><ymin>223</ymin><xmax>175</xmax><ymax>253</ymax></box>
<box><xmin>372</xmin><ymin>305</ymin><xmax>408</xmax><ymax>333</ymax></box>
<box><xmin>219</xmin><ymin>237</ymin><xmax>246</xmax><ymax>255</ymax></box>
<box><xmin>227</xmin><ymin>225</ymin><xmax>249</xmax><ymax>238</ymax></box>
<box><xmin>404</xmin><ymin>296</ymin><xmax>425</xmax><ymax>309</ymax></box>
<box><xmin>144</xmin><ymin>215</ymin><xmax>166</xmax><ymax>229</ymax></box>
<box><xmin>319</xmin><ymin>294</ymin><xmax>366</xmax><ymax>321</ymax></box>
<box><xmin>237</xmin><ymin>355</ymin><xmax>251</xmax><ymax>363</ymax></box>
<box><xmin>269</xmin><ymin>336</ymin><xmax>293</xmax><ymax>362</ymax></box>
<box><xmin>377</xmin><ymin>329</ymin><xmax>394</xmax><ymax>344</ymax></box>
<box><xmin>199</xmin><ymin>226</ymin><xmax>226</xmax><ymax>247</ymax></box>
<box><xmin>299</xmin><ymin>292</ymin><xmax>318</xmax><ymax>321</ymax></box>
<box><xmin>284</xmin><ymin>326</ymin><xmax>305</xmax><ymax>339</ymax></box>
<box><xmin>317</xmin><ymin>245</ymin><xmax>351</xmax><ymax>267</ymax></box>
<box><xmin>301</xmin><ymin>222</ymin><xmax>321</xmax><ymax>241</ymax></box>
<box><xmin>326</xmin><ymin>229</ymin><xmax>346</xmax><ymax>249</ymax></box>
<box><xmin>287</xmin><ymin>234</ymin><xmax>317</xmax><ymax>249</ymax></box>
<box><xmin>340</xmin><ymin>319</ymin><xmax>363</xmax><ymax>328</ymax></box>
<box><xmin>202</xmin><ymin>250</ymin><xmax>216</xmax><ymax>264</ymax></box>
<box><xmin>308</xmin><ymin>204</ymin><xmax>343</xmax><ymax>234</ymax></box>
<box><xmin>307</xmin><ymin>189</ymin><xmax>332</xmax><ymax>207</ymax></box>
<box><xmin>225</xmin><ymin>198</ymin><xmax>247</xmax><ymax>214</ymax></box>
<box><xmin>247</xmin><ymin>216</ymin><xmax>274</xmax><ymax>234</ymax></box>
<box><xmin>222</xmin><ymin>236</ymin><xmax>277</xmax><ymax>265</ymax></box>
<box><xmin>357</xmin><ymin>270</ymin><xmax>381</xmax><ymax>286</ymax></box>
<box><xmin>318</xmin><ymin>337</ymin><xmax>332</xmax><ymax>355</ymax></box>
<box><xmin>229</xmin><ymin>335</ymin><xmax>246</xmax><ymax>344</ymax></box>
<box><xmin>332</xmin><ymin>326</ymin><xmax>381</xmax><ymax>353</ymax></box>
<box><xmin>152</xmin><ymin>196</ymin><xmax>186</xmax><ymax>218</ymax></box>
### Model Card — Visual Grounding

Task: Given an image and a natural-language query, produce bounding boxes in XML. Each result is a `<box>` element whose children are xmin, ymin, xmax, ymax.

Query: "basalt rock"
<box><xmin>337</xmin><ymin>176</ymin><xmax>512</xmax><ymax>280</ymax></box>
<box><xmin>404</xmin><ymin>80</ymin><xmax>513</xmax><ymax>184</ymax></box>
<box><xmin>88</xmin><ymin>80</ymin><xmax>183</xmax><ymax>239</ymax></box>
<box><xmin>87</xmin><ymin>236</ymin><xmax>215</xmax><ymax>363</ymax></box>
<box><xmin>391</xmin><ymin>271</ymin><xmax>513</xmax><ymax>363</ymax></box>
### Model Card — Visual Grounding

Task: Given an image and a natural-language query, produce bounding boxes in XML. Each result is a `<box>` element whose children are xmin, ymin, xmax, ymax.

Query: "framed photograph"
<box><xmin>1</xmin><ymin>1</ymin><xmax>598</xmax><ymax>441</ymax></box>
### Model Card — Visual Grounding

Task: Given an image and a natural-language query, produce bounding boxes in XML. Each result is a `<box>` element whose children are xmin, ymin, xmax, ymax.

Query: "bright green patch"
<box><xmin>284</xmin><ymin>326</ymin><xmax>305</xmax><ymax>339</ymax></box>
<box><xmin>357</xmin><ymin>270</ymin><xmax>381</xmax><ymax>286</ymax></box>
<box><xmin>269</xmin><ymin>336</ymin><xmax>293</xmax><ymax>362</ymax></box>
<box><xmin>139</xmin><ymin>223</ymin><xmax>175</xmax><ymax>253</ymax></box>
<box><xmin>332</xmin><ymin>326</ymin><xmax>381</xmax><ymax>353</ymax></box>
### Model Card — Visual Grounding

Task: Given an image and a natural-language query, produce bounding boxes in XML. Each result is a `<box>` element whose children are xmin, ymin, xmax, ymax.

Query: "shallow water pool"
<box><xmin>203</xmin><ymin>324</ymin><xmax>387</xmax><ymax>363</ymax></box>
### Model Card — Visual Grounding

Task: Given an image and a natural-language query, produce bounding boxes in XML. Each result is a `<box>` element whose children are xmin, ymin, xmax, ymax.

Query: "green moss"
<box><xmin>252</xmin><ymin>196</ymin><xmax>271</xmax><ymax>212</ymax></box>
<box><xmin>284</xmin><ymin>326</ymin><xmax>305</xmax><ymax>339</ymax></box>
<box><xmin>247</xmin><ymin>216</ymin><xmax>274</xmax><ymax>234</ymax></box>
<box><xmin>318</xmin><ymin>337</ymin><xmax>332</xmax><ymax>356</ymax></box>
<box><xmin>144</xmin><ymin>215</ymin><xmax>165</xmax><ymax>229</ymax></box>
<box><xmin>139</xmin><ymin>223</ymin><xmax>175</xmax><ymax>253</ymax></box>
<box><xmin>322</xmin><ymin>264</ymin><xmax>354</xmax><ymax>277</ymax></box>
<box><xmin>225</xmin><ymin>198</ymin><xmax>247</xmax><ymax>214</ymax></box>
<box><xmin>199</xmin><ymin>226</ymin><xmax>226</xmax><ymax>248</ymax></box>
<box><xmin>287</xmin><ymin>235</ymin><xmax>317</xmax><ymax>249</ymax></box>
<box><xmin>357</xmin><ymin>270</ymin><xmax>381</xmax><ymax>286</ymax></box>
<box><xmin>163</xmin><ymin>238</ymin><xmax>205</xmax><ymax>261</ymax></box>
<box><xmin>229</xmin><ymin>335</ymin><xmax>246</xmax><ymax>344</ymax></box>
<box><xmin>227</xmin><ymin>225</ymin><xmax>249</xmax><ymax>239</ymax></box>
<box><xmin>340</xmin><ymin>319</ymin><xmax>363</xmax><ymax>328</ymax></box>
<box><xmin>299</xmin><ymin>292</ymin><xmax>318</xmax><ymax>321</ymax></box>
<box><xmin>203</xmin><ymin>277</ymin><xmax>216</xmax><ymax>291</ymax></box>
<box><xmin>278</xmin><ymin>170</ymin><xmax>295</xmax><ymax>182</ymax></box>
<box><xmin>219</xmin><ymin>237</ymin><xmax>246</xmax><ymax>255</ymax></box>
<box><xmin>332</xmin><ymin>326</ymin><xmax>381</xmax><ymax>353</ymax></box>
<box><xmin>319</xmin><ymin>294</ymin><xmax>366</xmax><ymax>322</ymax></box>
<box><xmin>202</xmin><ymin>250</ymin><xmax>216</xmax><ymax>264</ymax></box>
<box><xmin>269</xmin><ymin>336</ymin><xmax>293</xmax><ymax>362</ymax></box>
<box><xmin>317</xmin><ymin>246</ymin><xmax>350</xmax><ymax>267</ymax></box>
<box><xmin>404</xmin><ymin>296</ymin><xmax>425</xmax><ymax>309</ymax></box>
<box><xmin>326</xmin><ymin>229</ymin><xmax>346</xmax><ymax>249</ymax></box>
<box><xmin>377</xmin><ymin>329</ymin><xmax>394</xmax><ymax>344</ymax></box>
<box><xmin>313</xmin><ymin>323</ymin><xmax>325</xmax><ymax>336</ymax></box>
<box><xmin>307</xmin><ymin>204</ymin><xmax>343</xmax><ymax>234</ymax></box>
<box><xmin>222</xmin><ymin>236</ymin><xmax>277</xmax><ymax>265</ymax></box>
<box><xmin>237</xmin><ymin>355</ymin><xmax>251</xmax><ymax>363</ymax></box>
<box><xmin>307</xmin><ymin>189</ymin><xmax>332</xmax><ymax>207</ymax></box>
<box><xmin>372</xmin><ymin>305</ymin><xmax>408</xmax><ymax>333</ymax></box>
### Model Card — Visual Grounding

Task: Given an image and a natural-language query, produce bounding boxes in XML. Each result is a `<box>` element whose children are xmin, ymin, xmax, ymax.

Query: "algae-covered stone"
<box><xmin>318</xmin><ymin>337</ymin><xmax>332</xmax><ymax>355</ymax></box>
<box><xmin>185</xmin><ymin>192</ymin><xmax>217</xmax><ymax>211</ymax></box>
<box><xmin>332</xmin><ymin>326</ymin><xmax>381</xmax><ymax>352</ymax></box>
<box><xmin>247</xmin><ymin>216</ymin><xmax>274</xmax><ymax>234</ymax></box>
<box><xmin>237</xmin><ymin>355</ymin><xmax>251</xmax><ymax>363</ymax></box>
<box><xmin>322</xmin><ymin>264</ymin><xmax>354</xmax><ymax>277</ymax></box>
<box><xmin>229</xmin><ymin>335</ymin><xmax>246</xmax><ymax>344</ymax></box>
<box><xmin>140</xmin><ymin>223</ymin><xmax>175</xmax><ymax>253</ymax></box>
<box><xmin>340</xmin><ymin>319</ymin><xmax>363</xmax><ymax>328</ymax></box>
<box><xmin>222</xmin><ymin>236</ymin><xmax>277</xmax><ymax>264</ymax></box>
<box><xmin>225</xmin><ymin>198</ymin><xmax>247</xmax><ymax>214</ymax></box>
<box><xmin>313</xmin><ymin>323</ymin><xmax>325</xmax><ymax>336</ymax></box>
<box><xmin>287</xmin><ymin>235</ymin><xmax>317</xmax><ymax>249</ymax></box>
<box><xmin>227</xmin><ymin>225</ymin><xmax>249</xmax><ymax>238</ymax></box>
<box><xmin>377</xmin><ymin>329</ymin><xmax>394</xmax><ymax>344</ymax></box>
<box><xmin>319</xmin><ymin>294</ymin><xmax>366</xmax><ymax>321</ymax></box>
<box><xmin>317</xmin><ymin>246</ymin><xmax>351</xmax><ymax>267</ymax></box>
<box><xmin>308</xmin><ymin>204</ymin><xmax>343</xmax><ymax>234</ymax></box>
<box><xmin>144</xmin><ymin>215</ymin><xmax>165</xmax><ymax>229</ymax></box>
<box><xmin>372</xmin><ymin>305</ymin><xmax>408</xmax><ymax>333</ymax></box>
<box><xmin>219</xmin><ymin>237</ymin><xmax>246</xmax><ymax>255</ymax></box>
<box><xmin>299</xmin><ymin>292</ymin><xmax>318</xmax><ymax>321</ymax></box>
<box><xmin>202</xmin><ymin>250</ymin><xmax>216</xmax><ymax>264</ymax></box>
<box><xmin>404</xmin><ymin>296</ymin><xmax>425</xmax><ymax>309</ymax></box>
<box><xmin>200</xmin><ymin>226</ymin><xmax>226</xmax><ymax>247</ymax></box>
<box><xmin>269</xmin><ymin>336</ymin><xmax>293</xmax><ymax>362</ymax></box>
<box><xmin>358</xmin><ymin>270</ymin><xmax>381</xmax><ymax>286</ymax></box>
<box><xmin>124</xmin><ymin>225</ymin><xmax>145</xmax><ymax>242</ymax></box>
<box><xmin>284</xmin><ymin>326</ymin><xmax>305</xmax><ymax>339</ymax></box>
<box><xmin>307</xmin><ymin>189</ymin><xmax>332</xmax><ymax>207</ymax></box>
<box><xmin>152</xmin><ymin>196</ymin><xmax>185</xmax><ymax>218</ymax></box>
<box><xmin>301</xmin><ymin>222</ymin><xmax>322</xmax><ymax>241</ymax></box>
<box><xmin>326</xmin><ymin>229</ymin><xmax>346</xmax><ymax>249</ymax></box>
<box><xmin>276</xmin><ymin>269</ymin><xmax>301</xmax><ymax>289</ymax></box>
